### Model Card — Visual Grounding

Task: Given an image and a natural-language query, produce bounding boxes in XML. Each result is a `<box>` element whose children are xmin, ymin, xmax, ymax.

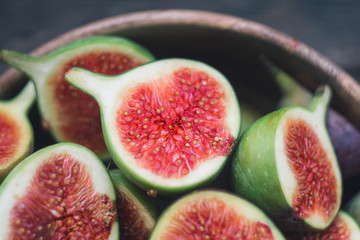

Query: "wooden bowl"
<box><xmin>1</xmin><ymin>9</ymin><xmax>359</xmax><ymax>127</ymax></box>
<box><xmin>1</xmin><ymin>9</ymin><xmax>360</xmax><ymax>234</ymax></box>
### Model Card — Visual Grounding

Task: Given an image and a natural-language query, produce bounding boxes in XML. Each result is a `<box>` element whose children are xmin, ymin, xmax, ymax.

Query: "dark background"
<box><xmin>1</xmin><ymin>0</ymin><xmax>360</xmax><ymax>82</ymax></box>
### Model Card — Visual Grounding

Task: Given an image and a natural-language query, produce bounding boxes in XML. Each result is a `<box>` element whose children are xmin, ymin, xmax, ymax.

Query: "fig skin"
<box><xmin>0</xmin><ymin>81</ymin><xmax>35</xmax><ymax>181</ymax></box>
<box><xmin>231</xmin><ymin>85</ymin><xmax>342</xmax><ymax>231</ymax></box>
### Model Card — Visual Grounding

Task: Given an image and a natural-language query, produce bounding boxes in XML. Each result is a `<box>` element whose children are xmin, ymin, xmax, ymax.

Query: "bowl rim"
<box><xmin>0</xmin><ymin>9</ymin><xmax>359</xmax><ymax>127</ymax></box>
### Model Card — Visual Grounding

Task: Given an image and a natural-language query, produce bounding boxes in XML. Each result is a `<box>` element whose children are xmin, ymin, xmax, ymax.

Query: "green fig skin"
<box><xmin>232</xmin><ymin>107</ymin><xmax>289</xmax><ymax>214</ymax></box>
<box><xmin>232</xmin><ymin>85</ymin><xmax>342</xmax><ymax>231</ymax></box>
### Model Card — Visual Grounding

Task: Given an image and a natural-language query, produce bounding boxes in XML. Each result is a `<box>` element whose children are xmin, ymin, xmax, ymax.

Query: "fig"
<box><xmin>263</xmin><ymin>57</ymin><xmax>360</xmax><ymax>180</ymax></box>
<box><xmin>0</xmin><ymin>82</ymin><xmax>35</xmax><ymax>181</ymax></box>
<box><xmin>110</xmin><ymin>169</ymin><xmax>157</xmax><ymax>240</ymax></box>
<box><xmin>149</xmin><ymin>190</ymin><xmax>285</xmax><ymax>239</ymax></box>
<box><xmin>232</xmin><ymin>85</ymin><xmax>342</xmax><ymax>230</ymax></box>
<box><xmin>65</xmin><ymin>59</ymin><xmax>241</xmax><ymax>194</ymax></box>
<box><xmin>346</xmin><ymin>191</ymin><xmax>360</xmax><ymax>224</ymax></box>
<box><xmin>0</xmin><ymin>36</ymin><xmax>155</xmax><ymax>159</ymax></box>
<box><xmin>0</xmin><ymin>142</ymin><xmax>118</xmax><ymax>239</ymax></box>
<box><xmin>286</xmin><ymin>211</ymin><xmax>360</xmax><ymax>239</ymax></box>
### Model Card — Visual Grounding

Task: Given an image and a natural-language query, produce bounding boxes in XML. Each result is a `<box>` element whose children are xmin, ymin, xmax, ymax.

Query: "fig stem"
<box><xmin>0</xmin><ymin>50</ymin><xmax>43</xmax><ymax>78</ymax></box>
<box><xmin>260</xmin><ymin>56</ymin><xmax>293</xmax><ymax>93</ymax></box>
<box><xmin>260</xmin><ymin>56</ymin><xmax>313</xmax><ymax>108</ymax></box>
<box><xmin>308</xmin><ymin>85</ymin><xmax>332</xmax><ymax>118</ymax></box>
<box><xmin>9</xmin><ymin>81</ymin><xmax>36</xmax><ymax>114</ymax></box>
<box><xmin>65</xmin><ymin>67</ymin><xmax>121</xmax><ymax>102</ymax></box>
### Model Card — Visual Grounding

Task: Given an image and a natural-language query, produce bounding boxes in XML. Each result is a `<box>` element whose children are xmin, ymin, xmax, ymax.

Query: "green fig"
<box><xmin>110</xmin><ymin>169</ymin><xmax>157</xmax><ymax>240</ymax></box>
<box><xmin>0</xmin><ymin>142</ymin><xmax>118</xmax><ymax>239</ymax></box>
<box><xmin>0</xmin><ymin>82</ymin><xmax>35</xmax><ymax>181</ymax></box>
<box><xmin>262</xmin><ymin>57</ymin><xmax>360</xmax><ymax>180</ymax></box>
<box><xmin>65</xmin><ymin>58</ymin><xmax>241</xmax><ymax>195</ymax></box>
<box><xmin>286</xmin><ymin>211</ymin><xmax>360</xmax><ymax>239</ymax></box>
<box><xmin>232</xmin><ymin>85</ymin><xmax>342</xmax><ymax>231</ymax></box>
<box><xmin>0</xmin><ymin>36</ymin><xmax>155</xmax><ymax>160</ymax></box>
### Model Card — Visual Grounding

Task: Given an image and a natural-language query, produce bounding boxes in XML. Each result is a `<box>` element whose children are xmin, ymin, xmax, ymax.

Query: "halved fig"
<box><xmin>0</xmin><ymin>82</ymin><xmax>35</xmax><ymax>181</ymax></box>
<box><xmin>263</xmin><ymin>57</ymin><xmax>360</xmax><ymax>180</ymax></box>
<box><xmin>0</xmin><ymin>36</ymin><xmax>155</xmax><ymax>159</ymax></box>
<box><xmin>149</xmin><ymin>190</ymin><xmax>285</xmax><ymax>239</ymax></box>
<box><xmin>0</xmin><ymin>142</ymin><xmax>118</xmax><ymax>239</ymax></box>
<box><xmin>110</xmin><ymin>169</ymin><xmax>157</xmax><ymax>240</ymax></box>
<box><xmin>232</xmin><ymin>85</ymin><xmax>342</xmax><ymax>230</ymax></box>
<box><xmin>65</xmin><ymin>59</ymin><xmax>241</xmax><ymax>194</ymax></box>
<box><xmin>286</xmin><ymin>211</ymin><xmax>360</xmax><ymax>240</ymax></box>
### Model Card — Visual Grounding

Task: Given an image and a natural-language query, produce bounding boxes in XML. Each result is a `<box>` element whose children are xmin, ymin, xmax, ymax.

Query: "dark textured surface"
<box><xmin>0</xmin><ymin>0</ymin><xmax>360</xmax><ymax>82</ymax></box>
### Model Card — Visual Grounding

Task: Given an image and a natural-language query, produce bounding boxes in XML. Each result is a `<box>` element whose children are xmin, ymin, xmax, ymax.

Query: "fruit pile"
<box><xmin>0</xmin><ymin>35</ymin><xmax>359</xmax><ymax>239</ymax></box>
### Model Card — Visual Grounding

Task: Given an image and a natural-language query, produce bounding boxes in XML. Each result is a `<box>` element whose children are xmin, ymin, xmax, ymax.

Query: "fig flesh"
<box><xmin>65</xmin><ymin>59</ymin><xmax>241</xmax><ymax>194</ymax></box>
<box><xmin>286</xmin><ymin>211</ymin><xmax>360</xmax><ymax>240</ymax></box>
<box><xmin>0</xmin><ymin>142</ymin><xmax>118</xmax><ymax>239</ymax></box>
<box><xmin>110</xmin><ymin>169</ymin><xmax>157</xmax><ymax>240</ymax></box>
<box><xmin>149</xmin><ymin>190</ymin><xmax>285</xmax><ymax>239</ymax></box>
<box><xmin>232</xmin><ymin>85</ymin><xmax>342</xmax><ymax>230</ymax></box>
<box><xmin>0</xmin><ymin>36</ymin><xmax>155</xmax><ymax>159</ymax></box>
<box><xmin>0</xmin><ymin>82</ymin><xmax>35</xmax><ymax>181</ymax></box>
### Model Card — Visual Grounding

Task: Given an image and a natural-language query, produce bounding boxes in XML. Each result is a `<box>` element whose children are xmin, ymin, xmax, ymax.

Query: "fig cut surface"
<box><xmin>65</xmin><ymin>59</ymin><xmax>241</xmax><ymax>194</ymax></box>
<box><xmin>150</xmin><ymin>190</ymin><xmax>285</xmax><ymax>240</ymax></box>
<box><xmin>283</xmin><ymin>118</ymin><xmax>337</xmax><ymax>221</ymax></box>
<box><xmin>0</xmin><ymin>143</ymin><xmax>118</xmax><ymax>240</ymax></box>
<box><xmin>0</xmin><ymin>82</ymin><xmax>35</xmax><ymax>181</ymax></box>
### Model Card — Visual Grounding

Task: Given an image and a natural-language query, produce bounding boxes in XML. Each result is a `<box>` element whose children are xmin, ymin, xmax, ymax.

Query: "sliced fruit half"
<box><xmin>0</xmin><ymin>36</ymin><xmax>155</xmax><ymax>159</ymax></box>
<box><xmin>0</xmin><ymin>142</ymin><xmax>118</xmax><ymax>239</ymax></box>
<box><xmin>263</xmin><ymin>57</ymin><xmax>360</xmax><ymax>180</ymax></box>
<box><xmin>0</xmin><ymin>82</ymin><xmax>35</xmax><ymax>181</ymax></box>
<box><xmin>287</xmin><ymin>211</ymin><xmax>360</xmax><ymax>240</ymax></box>
<box><xmin>232</xmin><ymin>85</ymin><xmax>342</xmax><ymax>230</ymax></box>
<box><xmin>65</xmin><ymin>58</ymin><xmax>241</xmax><ymax>194</ymax></box>
<box><xmin>150</xmin><ymin>190</ymin><xmax>285</xmax><ymax>239</ymax></box>
<box><xmin>110</xmin><ymin>169</ymin><xmax>157</xmax><ymax>240</ymax></box>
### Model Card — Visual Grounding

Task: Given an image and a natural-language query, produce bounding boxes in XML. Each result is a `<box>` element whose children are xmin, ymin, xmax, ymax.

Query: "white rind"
<box><xmin>96</xmin><ymin>59</ymin><xmax>240</xmax><ymax>191</ymax></box>
<box><xmin>151</xmin><ymin>190</ymin><xmax>285</xmax><ymax>239</ymax></box>
<box><xmin>275</xmin><ymin>107</ymin><xmax>341</xmax><ymax>229</ymax></box>
<box><xmin>0</xmin><ymin>143</ymin><xmax>116</xmax><ymax>239</ymax></box>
